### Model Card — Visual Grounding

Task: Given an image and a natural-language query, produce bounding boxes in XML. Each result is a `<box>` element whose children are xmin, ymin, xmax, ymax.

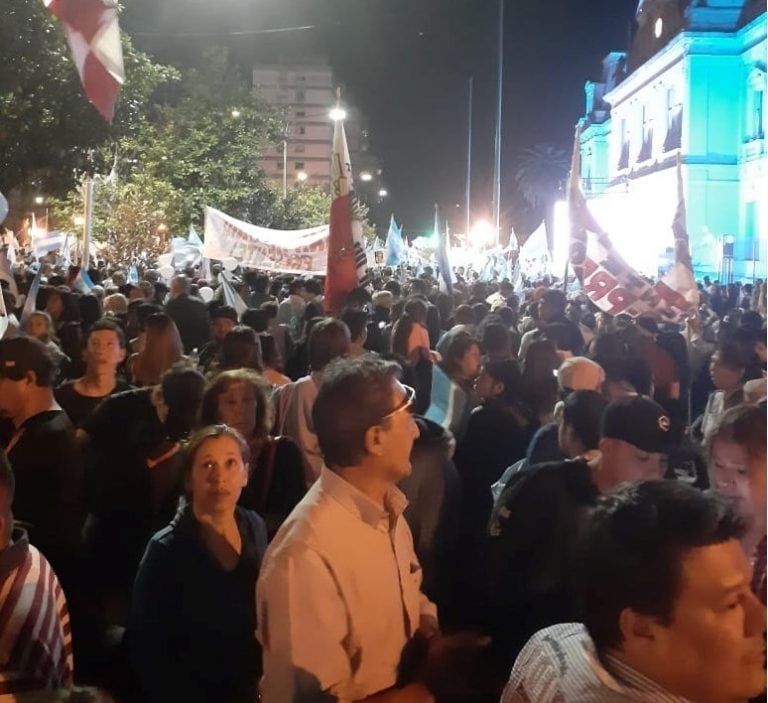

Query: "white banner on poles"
<box><xmin>203</xmin><ymin>206</ymin><xmax>329</xmax><ymax>275</ymax></box>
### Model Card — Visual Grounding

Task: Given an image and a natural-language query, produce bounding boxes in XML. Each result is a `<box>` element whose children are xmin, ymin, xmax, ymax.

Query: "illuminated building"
<box><xmin>579</xmin><ymin>0</ymin><xmax>766</xmax><ymax>280</ymax></box>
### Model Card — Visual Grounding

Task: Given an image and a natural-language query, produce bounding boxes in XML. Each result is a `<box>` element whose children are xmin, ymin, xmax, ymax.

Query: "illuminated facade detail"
<box><xmin>579</xmin><ymin>1</ymin><xmax>767</xmax><ymax>279</ymax></box>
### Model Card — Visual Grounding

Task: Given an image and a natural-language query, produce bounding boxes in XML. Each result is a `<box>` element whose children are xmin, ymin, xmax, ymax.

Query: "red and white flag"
<box><xmin>324</xmin><ymin>113</ymin><xmax>368</xmax><ymax>313</ymax></box>
<box><xmin>43</xmin><ymin>0</ymin><xmax>125</xmax><ymax>123</ymax></box>
<box><xmin>567</xmin><ymin>129</ymin><xmax>695</xmax><ymax>322</ymax></box>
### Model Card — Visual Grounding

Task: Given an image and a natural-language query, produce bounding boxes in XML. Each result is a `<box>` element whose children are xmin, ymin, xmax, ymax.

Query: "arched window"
<box><xmin>746</xmin><ymin>66</ymin><xmax>766</xmax><ymax>141</ymax></box>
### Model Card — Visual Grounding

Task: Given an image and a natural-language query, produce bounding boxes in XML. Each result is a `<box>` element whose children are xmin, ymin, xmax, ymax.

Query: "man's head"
<box><xmin>581</xmin><ymin>481</ymin><xmax>765</xmax><ymax>702</ymax></box>
<box><xmin>538</xmin><ymin>289</ymin><xmax>567</xmax><ymax>323</ymax></box>
<box><xmin>557</xmin><ymin>357</ymin><xmax>605</xmax><ymax>395</ymax></box>
<box><xmin>709</xmin><ymin>342</ymin><xmax>747</xmax><ymax>392</ymax></box>
<box><xmin>211</xmin><ymin>305</ymin><xmax>238</xmax><ymax>342</ymax></box>
<box><xmin>0</xmin><ymin>338</ymin><xmax>57</xmax><ymax>425</ymax></box>
<box><xmin>708</xmin><ymin>403</ymin><xmax>767</xmax><ymax>527</ymax></box>
<box><xmin>341</xmin><ymin>308</ymin><xmax>369</xmax><ymax>348</ymax></box>
<box><xmin>308</xmin><ymin>318</ymin><xmax>351</xmax><ymax>372</ymax></box>
<box><xmin>84</xmin><ymin>319</ymin><xmax>127</xmax><ymax>373</ymax></box>
<box><xmin>558</xmin><ymin>390</ymin><xmax>608</xmax><ymax>459</ymax></box>
<box><xmin>170</xmin><ymin>275</ymin><xmax>191</xmax><ymax>298</ymax></box>
<box><xmin>313</xmin><ymin>357</ymin><xmax>419</xmax><ymax>482</ymax></box>
<box><xmin>0</xmin><ymin>449</ymin><xmax>14</xmax><ymax>550</ymax></box>
<box><xmin>598</xmin><ymin>396</ymin><xmax>671</xmax><ymax>488</ymax></box>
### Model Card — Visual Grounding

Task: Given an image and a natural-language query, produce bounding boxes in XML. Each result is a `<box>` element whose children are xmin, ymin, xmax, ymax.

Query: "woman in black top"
<box><xmin>131</xmin><ymin>425</ymin><xmax>268</xmax><ymax>703</ymax></box>
<box><xmin>201</xmin><ymin>368</ymin><xmax>306</xmax><ymax>538</ymax></box>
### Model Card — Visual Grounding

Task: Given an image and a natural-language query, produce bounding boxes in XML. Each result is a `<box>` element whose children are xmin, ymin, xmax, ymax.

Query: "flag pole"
<box><xmin>465</xmin><ymin>76</ymin><xmax>473</xmax><ymax>238</ymax></box>
<box><xmin>83</xmin><ymin>177</ymin><xmax>95</xmax><ymax>270</ymax></box>
<box><xmin>492</xmin><ymin>0</ymin><xmax>504</xmax><ymax>247</ymax></box>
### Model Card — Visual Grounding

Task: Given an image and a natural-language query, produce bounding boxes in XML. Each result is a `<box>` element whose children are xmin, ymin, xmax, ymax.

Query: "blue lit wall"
<box><xmin>580</xmin><ymin>10</ymin><xmax>767</xmax><ymax>281</ymax></box>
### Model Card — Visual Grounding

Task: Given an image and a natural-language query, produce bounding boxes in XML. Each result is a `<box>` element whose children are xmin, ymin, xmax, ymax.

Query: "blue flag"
<box><xmin>128</xmin><ymin>264</ymin><xmax>140</xmax><ymax>284</ymax></box>
<box><xmin>385</xmin><ymin>215</ymin><xmax>406</xmax><ymax>267</ymax></box>
<box><xmin>188</xmin><ymin>224</ymin><xmax>203</xmax><ymax>247</ymax></box>
<box><xmin>434</xmin><ymin>206</ymin><xmax>453</xmax><ymax>293</ymax></box>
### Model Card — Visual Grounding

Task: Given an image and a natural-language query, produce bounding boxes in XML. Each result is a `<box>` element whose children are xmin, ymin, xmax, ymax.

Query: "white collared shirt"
<box><xmin>257</xmin><ymin>468</ymin><xmax>437</xmax><ymax>702</ymax></box>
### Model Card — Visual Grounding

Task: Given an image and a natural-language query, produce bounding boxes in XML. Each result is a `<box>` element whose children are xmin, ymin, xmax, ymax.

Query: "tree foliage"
<box><xmin>0</xmin><ymin>0</ymin><xmax>177</xmax><ymax>210</ymax></box>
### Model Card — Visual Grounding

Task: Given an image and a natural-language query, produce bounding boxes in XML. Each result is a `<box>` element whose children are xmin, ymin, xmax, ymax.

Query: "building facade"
<box><xmin>579</xmin><ymin>0</ymin><xmax>766</xmax><ymax>280</ymax></box>
<box><xmin>253</xmin><ymin>63</ymin><xmax>382</xmax><ymax>195</ymax></box>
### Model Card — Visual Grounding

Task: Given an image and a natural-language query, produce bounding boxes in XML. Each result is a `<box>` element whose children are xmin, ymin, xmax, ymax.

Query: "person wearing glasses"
<box><xmin>257</xmin><ymin>357</ymin><xmax>438</xmax><ymax>703</ymax></box>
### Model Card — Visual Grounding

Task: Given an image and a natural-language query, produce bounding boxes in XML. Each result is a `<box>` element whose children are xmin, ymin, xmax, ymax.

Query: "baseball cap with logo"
<box><xmin>0</xmin><ymin>337</ymin><xmax>57</xmax><ymax>387</ymax></box>
<box><xmin>601</xmin><ymin>395</ymin><xmax>672</xmax><ymax>454</ymax></box>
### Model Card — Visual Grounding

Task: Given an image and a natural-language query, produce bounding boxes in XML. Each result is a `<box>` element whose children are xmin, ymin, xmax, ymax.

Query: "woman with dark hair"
<box><xmin>392</xmin><ymin>297</ymin><xmax>431</xmax><ymax>361</ymax></box>
<box><xmin>259</xmin><ymin>333</ymin><xmax>291</xmax><ymax>387</ymax></box>
<box><xmin>131</xmin><ymin>425</ymin><xmax>268</xmax><ymax>703</ymax></box>
<box><xmin>284</xmin><ymin>309</ymin><xmax>323</xmax><ymax>381</ymax></box>
<box><xmin>520</xmin><ymin>339</ymin><xmax>559</xmax><ymax>424</ymax></box>
<box><xmin>128</xmin><ymin>313</ymin><xmax>184</xmax><ymax>386</ymax></box>
<box><xmin>697</xmin><ymin>341</ymin><xmax>749</xmax><ymax>439</ymax></box>
<box><xmin>46</xmin><ymin>287</ymin><xmax>81</xmax><ymax>331</ymax></box>
<box><xmin>201</xmin><ymin>370</ymin><xmax>305</xmax><ymax>537</ymax></box>
<box><xmin>217</xmin><ymin>325</ymin><xmax>263</xmax><ymax>372</ymax></box>
<box><xmin>78</xmin><ymin>294</ymin><xmax>102</xmax><ymax>334</ymax></box>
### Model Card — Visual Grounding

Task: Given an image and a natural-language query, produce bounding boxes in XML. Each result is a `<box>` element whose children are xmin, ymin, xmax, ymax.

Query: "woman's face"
<box><xmin>709</xmin><ymin>352</ymin><xmax>743</xmax><ymax>391</ymax></box>
<box><xmin>710</xmin><ymin>440</ymin><xmax>767</xmax><ymax>519</ymax></box>
<box><xmin>459</xmin><ymin>343</ymin><xmax>482</xmax><ymax>381</ymax></box>
<box><xmin>46</xmin><ymin>293</ymin><xmax>63</xmax><ymax>320</ymax></box>
<box><xmin>189</xmin><ymin>435</ymin><xmax>248</xmax><ymax>517</ymax></box>
<box><xmin>27</xmin><ymin>315</ymin><xmax>48</xmax><ymax>340</ymax></box>
<box><xmin>474</xmin><ymin>368</ymin><xmax>501</xmax><ymax>402</ymax></box>
<box><xmin>216</xmin><ymin>381</ymin><xmax>257</xmax><ymax>439</ymax></box>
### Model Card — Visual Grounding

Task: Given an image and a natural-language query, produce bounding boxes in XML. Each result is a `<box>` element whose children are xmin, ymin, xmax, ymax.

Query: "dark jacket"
<box><xmin>481</xmin><ymin>459</ymin><xmax>599</xmax><ymax>668</ymax></box>
<box><xmin>6</xmin><ymin>409</ymin><xmax>84</xmax><ymax>581</ymax></box>
<box><xmin>165</xmin><ymin>294</ymin><xmax>210</xmax><ymax>354</ymax></box>
<box><xmin>400</xmin><ymin>417</ymin><xmax>461</xmax><ymax>613</ymax></box>
<box><xmin>131</xmin><ymin>505</ymin><xmax>268</xmax><ymax>703</ymax></box>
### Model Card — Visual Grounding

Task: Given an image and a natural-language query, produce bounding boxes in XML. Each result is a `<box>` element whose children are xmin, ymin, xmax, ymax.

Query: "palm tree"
<box><xmin>514</xmin><ymin>144</ymin><xmax>569</xmax><ymax>255</ymax></box>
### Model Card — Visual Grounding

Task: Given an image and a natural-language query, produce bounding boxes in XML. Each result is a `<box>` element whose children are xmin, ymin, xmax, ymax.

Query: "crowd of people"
<box><xmin>0</xmin><ymin>255</ymin><xmax>765</xmax><ymax>703</ymax></box>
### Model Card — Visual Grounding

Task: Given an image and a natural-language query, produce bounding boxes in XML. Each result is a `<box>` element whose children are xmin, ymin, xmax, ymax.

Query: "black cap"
<box><xmin>0</xmin><ymin>337</ymin><xmax>57</xmax><ymax>386</ymax></box>
<box><xmin>601</xmin><ymin>395</ymin><xmax>672</xmax><ymax>454</ymax></box>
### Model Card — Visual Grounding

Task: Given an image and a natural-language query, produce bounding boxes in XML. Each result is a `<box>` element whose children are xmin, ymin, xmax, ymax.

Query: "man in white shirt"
<box><xmin>258</xmin><ymin>357</ymin><xmax>437</xmax><ymax>703</ymax></box>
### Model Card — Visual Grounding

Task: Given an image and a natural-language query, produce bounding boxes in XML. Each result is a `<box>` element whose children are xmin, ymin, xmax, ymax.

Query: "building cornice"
<box><xmin>605</xmin><ymin>12</ymin><xmax>766</xmax><ymax>106</ymax></box>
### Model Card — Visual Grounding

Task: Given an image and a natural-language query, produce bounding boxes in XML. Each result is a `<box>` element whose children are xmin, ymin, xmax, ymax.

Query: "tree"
<box><xmin>514</xmin><ymin>144</ymin><xmax>569</xmax><ymax>254</ymax></box>
<box><xmin>118</xmin><ymin>48</ymin><xmax>283</xmax><ymax>227</ymax></box>
<box><xmin>0</xmin><ymin>0</ymin><xmax>177</xmax><ymax>221</ymax></box>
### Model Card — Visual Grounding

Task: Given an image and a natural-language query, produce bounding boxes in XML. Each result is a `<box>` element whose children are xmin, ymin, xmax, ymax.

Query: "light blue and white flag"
<box><xmin>128</xmin><ymin>264</ymin><xmax>140</xmax><ymax>284</ymax></box>
<box><xmin>0</xmin><ymin>249</ymin><xmax>18</xmax><ymax>297</ymax></box>
<box><xmin>385</xmin><ymin>214</ymin><xmax>407</xmax><ymax>267</ymax></box>
<box><xmin>434</xmin><ymin>206</ymin><xmax>454</xmax><ymax>293</ymax></box>
<box><xmin>33</xmin><ymin>229</ymin><xmax>66</xmax><ymax>258</ymax></box>
<box><xmin>20</xmin><ymin>268</ymin><xmax>42</xmax><ymax>327</ymax></box>
<box><xmin>425</xmin><ymin>364</ymin><xmax>467</xmax><ymax>435</ymax></box>
<box><xmin>221</xmin><ymin>273</ymin><xmax>248</xmax><ymax>317</ymax></box>
<box><xmin>188</xmin><ymin>224</ymin><xmax>203</xmax><ymax>247</ymax></box>
<box><xmin>72</xmin><ymin>267</ymin><xmax>95</xmax><ymax>295</ymax></box>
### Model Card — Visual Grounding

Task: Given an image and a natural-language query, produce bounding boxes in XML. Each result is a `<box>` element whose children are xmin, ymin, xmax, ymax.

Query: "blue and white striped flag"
<box><xmin>128</xmin><ymin>264</ymin><xmax>140</xmax><ymax>284</ymax></box>
<box><xmin>385</xmin><ymin>214</ymin><xmax>406</xmax><ymax>267</ymax></box>
<box><xmin>72</xmin><ymin>268</ymin><xmax>95</xmax><ymax>295</ymax></box>
<box><xmin>33</xmin><ymin>230</ymin><xmax>65</xmax><ymax>258</ymax></box>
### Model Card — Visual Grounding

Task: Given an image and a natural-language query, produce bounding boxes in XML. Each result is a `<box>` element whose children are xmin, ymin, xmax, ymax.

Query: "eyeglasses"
<box><xmin>380</xmin><ymin>384</ymin><xmax>415</xmax><ymax>422</ymax></box>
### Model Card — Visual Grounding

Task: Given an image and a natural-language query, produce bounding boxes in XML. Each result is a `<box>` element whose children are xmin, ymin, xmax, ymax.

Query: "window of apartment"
<box><xmin>639</xmin><ymin>104</ymin><xmax>653</xmax><ymax>161</ymax></box>
<box><xmin>295</xmin><ymin>110</ymin><xmax>306</xmax><ymax>117</ymax></box>
<box><xmin>294</xmin><ymin>162</ymin><xmax>305</xmax><ymax>170</ymax></box>
<box><xmin>296</xmin><ymin>90</ymin><xmax>305</xmax><ymax>102</ymax></box>
<box><xmin>295</xmin><ymin>145</ymin><xmax>306</xmax><ymax>153</ymax></box>
<box><xmin>298</xmin><ymin>126</ymin><xmax>306</xmax><ymax>135</ymax></box>
<box><xmin>617</xmin><ymin>117</ymin><xmax>629</xmax><ymax>170</ymax></box>
<box><xmin>664</xmin><ymin>85</ymin><xmax>682</xmax><ymax>151</ymax></box>
<box><xmin>297</xmin><ymin>75</ymin><xmax>306</xmax><ymax>82</ymax></box>
<box><xmin>747</xmin><ymin>68</ymin><xmax>766</xmax><ymax>140</ymax></box>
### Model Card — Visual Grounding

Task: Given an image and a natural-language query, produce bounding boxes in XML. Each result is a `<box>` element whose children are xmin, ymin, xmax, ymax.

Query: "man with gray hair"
<box><xmin>165</xmin><ymin>274</ymin><xmax>210</xmax><ymax>353</ymax></box>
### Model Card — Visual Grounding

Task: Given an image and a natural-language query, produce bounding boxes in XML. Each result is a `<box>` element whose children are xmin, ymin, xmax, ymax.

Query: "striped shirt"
<box><xmin>0</xmin><ymin>528</ymin><xmax>74</xmax><ymax>697</ymax></box>
<box><xmin>502</xmin><ymin>623</ymin><xmax>691</xmax><ymax>703</ymax></box>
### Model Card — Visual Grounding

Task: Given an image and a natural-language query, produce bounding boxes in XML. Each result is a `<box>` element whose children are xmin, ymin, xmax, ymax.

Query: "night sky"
<box><xmin>122</xmin><ymin>0</ymin><xmax>637</xmax><ymax>234</ymax></box>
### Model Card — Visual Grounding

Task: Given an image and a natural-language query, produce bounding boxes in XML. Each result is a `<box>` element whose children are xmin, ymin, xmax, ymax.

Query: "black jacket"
<box><xmin>165</xmin><ymin>294</ymin><xmax>210</xmax><ymax>353</ymax></box>
<box><xmin>131</xmin><ymin>505</ymin><xmax>268</xmax><ymax>703</ymax></box>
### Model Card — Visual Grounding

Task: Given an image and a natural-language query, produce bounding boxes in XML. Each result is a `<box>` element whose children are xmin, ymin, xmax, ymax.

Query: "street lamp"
<box><xmin>231</xmin><ymin>109</ymin><xmax>241</xmax><ymax>118</ymax></box>
<box><xmin>329</xmin><ymin>107</ymin><xmax>347</xmax><ymax>121</ymax></box>
<box><xmin>360</xmin><ymin>172</ymin><xmax>373</xmax><ymax>182</ymax></box>
<box><xmin>378</xmin><ymin>189</ymin><xmax>388</xmax><ymax>198</ymax></box>
<box><xmin>34</xmin><ymin>195</ymin><xmax>44</xmax><ymax>205</ymax></box>
<box><xmin>297</xmin><ymin>171</ymin><xmax>308</xmax><ymax>182</ymax></box>
<box><xmin>73</xmin><ymin>215</ymin><xmax>85</xmax><ymax>227</ymax></box>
